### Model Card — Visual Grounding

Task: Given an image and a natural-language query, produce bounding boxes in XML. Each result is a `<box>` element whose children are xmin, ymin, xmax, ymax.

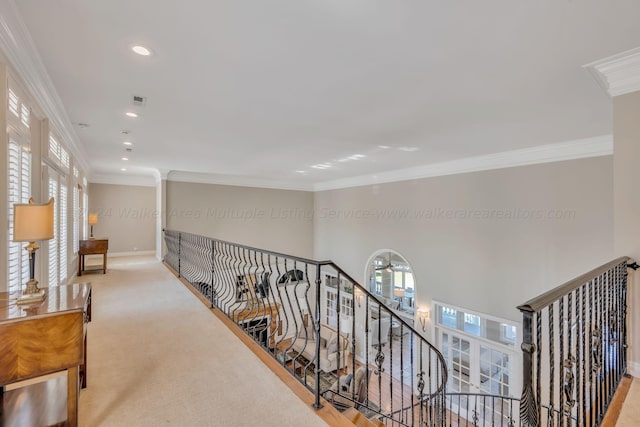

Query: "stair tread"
<box><xmin>343</xmin><ymin>408</ymin><xmax>385</xmax><ymax>427</ymax></box>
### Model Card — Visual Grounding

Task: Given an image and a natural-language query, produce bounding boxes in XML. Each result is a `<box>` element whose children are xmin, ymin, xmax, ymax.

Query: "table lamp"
<box><xmin>88</xmin><ymin>213</ymin><xmax>98</xmax><ymax>238</ymax></box>
<box><xmin>393</xmin><ymin>287</ymin><xmax>405</xmax><ymax>309</ymax></box>
<box><xmin>12</xmin><ymin>198</ymin><xmax>55</xmax><ymax>304</ymax></box>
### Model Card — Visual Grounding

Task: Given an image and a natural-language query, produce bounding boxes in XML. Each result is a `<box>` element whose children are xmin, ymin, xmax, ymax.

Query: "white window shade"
<box><xmin>48</xmin><ymin>134</ymin><xmax>70</xmax><ymax>170</ymax></box>
<box><xmin>73</xmin><ymin>185</ymin><xmax>80</xmax><ymax>254</ymax></box>
<box><xmin>21</xmin><ymin>104</ymin><xmax>30</xmax><ymax>128</ymax></box>
<box><xmin>7</xmin><ymin>140</ymin><xmax>31</xmax><ymax>293</ymax></box>
<box><xmin>59</xmin><ymin>183</ymin><xmax>68</xmax><ymax>283</ymax></box>
<box><xmin>48</xmin><ymin>174</ymin><xmax>59</xmax><ymax>287</ymax></box>
<box><xmin>8</xmin><ymin>88</ymin><xmax>19</xmax><ymax>117</ymax></box>
<box><xmin>83</xmin><ymin>192</ymin><xmax>88</xmax><ymax>239</ymax></box>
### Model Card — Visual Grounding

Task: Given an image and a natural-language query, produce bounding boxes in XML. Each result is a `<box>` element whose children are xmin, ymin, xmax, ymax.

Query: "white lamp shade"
<box><xmin>13</xmin><ymin>198</ymin><xmax>55</xmax><ymax>242</ymax></box>
<box><xmin>88</xmin><ymin>213</ymin><xmax>99</xmax><ymax>225</ymax></box>
<box><xmin>393</xmin><ymin>288</ymin><xmax>405</xmax><ymax>298</ymax></box>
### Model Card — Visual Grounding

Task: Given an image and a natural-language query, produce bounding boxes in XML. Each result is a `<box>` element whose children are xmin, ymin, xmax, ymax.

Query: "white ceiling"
<box><xmin>14</xmin><ymin>0</ymin><xmax>640</xmax><ymax>188</ymax></box>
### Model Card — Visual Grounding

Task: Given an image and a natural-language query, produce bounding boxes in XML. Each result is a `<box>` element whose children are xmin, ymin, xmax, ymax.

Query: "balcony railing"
<box><xmin>163</xmin><ymin>229</ymin><xmax>448</xmax><ymax>426</ymax></box>
<box><xmin>164</xmin><ymin>229</ymin><xmax>634</xmax><ymax>426</ymax></box>
<box><xmin>518</xmin><ymin>257</ymin><xmax>634</xmax><ymax>427</ymax></box>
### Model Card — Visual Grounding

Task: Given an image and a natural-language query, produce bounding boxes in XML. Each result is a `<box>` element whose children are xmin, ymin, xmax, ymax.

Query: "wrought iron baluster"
<box><xmin>559</xmin><ymin>297</ymin><xmax>565</xmax><ymax>427</ymax></box>
<box><xmin>519</xmin><ymin>308</ymin><xmax>537</xmax><ymax>427</ymax></box>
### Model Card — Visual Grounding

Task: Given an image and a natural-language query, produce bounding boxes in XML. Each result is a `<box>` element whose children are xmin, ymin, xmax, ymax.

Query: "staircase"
<box><xmin>164</xmin><ymin>229</ymin><xmax>447</xmax><ymax>426</ymax></box>
<box><xmin>163</xmin><ymin>229</ymin><xmax>634</xmax><ymax>427</ymax></box>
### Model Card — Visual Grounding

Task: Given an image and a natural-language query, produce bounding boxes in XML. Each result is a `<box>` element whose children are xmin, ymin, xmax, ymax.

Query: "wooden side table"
<box><xmin>0</xmin><ymin>283</ymin><xmax>92</xmax><ymax>427</ymax></box>
<box><xmin>78</xmin><ymin>238</ymin><xmax>109</xmax><ymax>276</ymax></box>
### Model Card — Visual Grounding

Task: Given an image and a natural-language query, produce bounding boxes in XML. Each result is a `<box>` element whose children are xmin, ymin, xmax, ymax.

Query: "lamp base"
<box><xmin>17</xmin><ymin>289</ymin><xmax>46</xmax><ymax>305</ymax></box>
<box><xmin>16</xmin><ymin>278</ymin><xmax>47</xmax><ymax>305</ymax></box>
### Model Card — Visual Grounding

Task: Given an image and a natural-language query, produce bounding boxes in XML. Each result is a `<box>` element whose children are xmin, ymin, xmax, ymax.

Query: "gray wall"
<box><xmin>614</xmin><ymin>91</ymin><xmax>640</xmax><ymax>375</ymax></box>
<box><xmin>88</xmin><ymin>183</ymin><xmax>157</xmax><ymax>253</ymax></box>
<box><xmin>314</xmin><ymin>156</ymin><xmax>614</xmax><ymax>322</ymax></box>
<box><xmin>166</xmin><ymin>181</ymin><xmax>314</xmax><ymax>258</ymax></box>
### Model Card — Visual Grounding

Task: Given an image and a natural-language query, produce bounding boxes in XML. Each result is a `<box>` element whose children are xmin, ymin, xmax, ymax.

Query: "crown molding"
<box><xmin>584</xmin><ymin>47</ymin><xmax>640</xmax><ymax>97</ymax></box>
<box><xmin>89</xmin><ymin>174</ymin><xmax>158</xmax><ymax>187</ymax></box>
<box><xmin>167</xmin><ymin>171</ymin><xmax>314</xmax><ymax>191</ymax></box>
<box><xmin>313</xmin><ymin>135</ymin><xmax>613</xmax><ymax>191</ymax></box>
<box><xmin>0</xmin><ymin>0</ymin><xmax>90</xmax><ymax>174</ymax></box>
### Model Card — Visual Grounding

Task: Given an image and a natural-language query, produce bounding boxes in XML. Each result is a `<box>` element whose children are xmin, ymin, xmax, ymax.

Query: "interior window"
<box><xmin>366</xmin><ymin>250</ymin><xmax>415</xmax><ymax>315</ymax></box>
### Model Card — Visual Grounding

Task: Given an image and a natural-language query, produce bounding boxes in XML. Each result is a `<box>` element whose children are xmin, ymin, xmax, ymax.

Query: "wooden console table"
<box><xmin>0</xmin><ymin>283</ymin><xmax>92</xmax><ymax>427</ymax></box>
<box><xmin>78</xmin><ymin>238</ymin><xmax>109</xmax><ymax>276</ymax></box>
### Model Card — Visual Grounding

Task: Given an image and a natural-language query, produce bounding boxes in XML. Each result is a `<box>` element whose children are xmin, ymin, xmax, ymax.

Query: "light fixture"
<box><xmin>417</xmin><ymin>308</ymin><xmax>430</xmax><ymax>332</ymax></box>
<box><xmin>131</xmin><ymin>45</ymin><xmax>152</xmax><ymax>56</ymax></box>
<box><xmin>121</xmin><ymin>157</ymin><xmax>129</xmax><ymax>161</ymax></box>
<box><xmin>125</xmin><ymin>112</ymin><xmax>139</xmax><ymax>118</ymax></box>
<box><xmin>121</xmin><ymin>168</ymin><xmax>127</xmax><ymax>172</ymax></box>
<box><xmin>123</xmin><ymin>141</ymin><xmax>133</xmax><ymax>146</ymax></box>
<box><xmin>393</xmin><ymin>287</ymin><xmax>406</xmax><ymax>310</ymax></box>
<box><xmin>12</xmin><ymin>198</ymin><xmax>55</xmax><ymax>304</ymax></box>
<box><xmin>88</xmin><ymin>213</ymin><xmax>98</xmax><ymax>238</ymax></box>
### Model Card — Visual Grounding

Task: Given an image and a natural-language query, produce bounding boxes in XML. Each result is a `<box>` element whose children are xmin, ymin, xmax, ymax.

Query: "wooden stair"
<box><xmin>343</xmin><ymin>408</ymin><xmax>385</xmax><ymax>427</ymax></box>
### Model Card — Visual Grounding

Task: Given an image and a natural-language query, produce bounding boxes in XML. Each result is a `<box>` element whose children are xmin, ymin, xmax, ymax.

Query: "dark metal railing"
<box><xmin>518</xmin><ymin>257</ymin><xmax>633</xmax><ymax>427</ymax></box>
<box><xmin>163</xmin><ymin>229</ymin><xmax>448</xmax><ymax>426</ymax></box>
<box><xmin>389</xmin><ymin>391</ymin><xmax>521</xmax><ymax>427</ymax></box>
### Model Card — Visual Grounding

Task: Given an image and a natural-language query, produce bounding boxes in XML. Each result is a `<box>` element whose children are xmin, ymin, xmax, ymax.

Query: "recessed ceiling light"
<box><xmin>311</xmin><ymin>163</ymin><xmax>332</xmax><ymax>170</ymax></box>
<box><xmin>121</xmin><ymin>168</ymin><xmax>127</xmax><ymax>172</ymax></box>
<box><xmin>132</xmin><ymin>45</ymin><xmax>152</xmax><ymax>56</ymax></box>
<box><xmin>121</xmin><ymin>157</ymin><xmax>129</xmax><ymax>161</ymax></box>
<box><xmin>125</xmin><ymin>112</ymin><xmax>139</xmax><ymax>118</ymax></box>
<box><xmin>295</xmin><ymin>170</ymin><xmax>306</xmax><ymax>174</ymax></box>
<box><xmin>123</xmin><ymin>141</ymin><xmax>133</xmax><ymax>146</ymax></box>
<box><xmin>378</xmin><ymin>145</ymin><xmax>390</xmax><ymax>149</ymax></box>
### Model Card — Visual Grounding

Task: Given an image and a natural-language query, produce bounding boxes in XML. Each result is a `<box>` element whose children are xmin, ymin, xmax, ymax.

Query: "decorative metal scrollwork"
<box><xmin>374</xmin><ymin>350</ymin><xmax>385</xmax><ymax>374</ymax></box>
<box><xmin>563</xmin><ymin>355</ymin><xmax>576</xmax><ymax>414</ymax></box>
<box><xmin>548</xmin><ymin>404</ymin><xmax>555</xmax><ymax>427</ymax></box>
<box><xmin>609</xmin><ymin>310</ymin><xmax>618</xmax><ymax>343</ymax></box>
<box><xmin>507</xmin><ymin>416</ymin><xmax>515</xmax><ymax>427</ymax></box>
<box><xmin>592</xmin><ymin>329</ymin><xmax>602</xmax><ymax>373</ymax></box>
<box><xmin>472</xmin><ymin>409</ymin><xmax>479</xmax><ymax>426</ymax></box>
<box><xmin>417</xmin><ymin>371</ymin><xmax>425</xmax><ymax>397</ymax></box>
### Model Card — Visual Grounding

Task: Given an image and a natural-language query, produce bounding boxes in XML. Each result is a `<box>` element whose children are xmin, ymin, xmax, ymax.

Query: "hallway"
<box><xmin>75</xmin><ymin>255</ymin><xmax>328</xmax><ymax>426</ymax></box>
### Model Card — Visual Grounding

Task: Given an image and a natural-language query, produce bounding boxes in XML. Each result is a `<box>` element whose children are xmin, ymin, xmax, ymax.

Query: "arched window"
<box><xmin>365</xmin><ymin>250</ymin><xmax>414</xmax><ymax>315</ymax></box>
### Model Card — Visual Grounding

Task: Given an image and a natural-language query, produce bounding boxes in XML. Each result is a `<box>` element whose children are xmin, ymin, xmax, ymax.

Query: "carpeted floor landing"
<box><xmin>78</xmin><ymin>256</ymin><xmax>328</xmax><ymax>427</ymax></box>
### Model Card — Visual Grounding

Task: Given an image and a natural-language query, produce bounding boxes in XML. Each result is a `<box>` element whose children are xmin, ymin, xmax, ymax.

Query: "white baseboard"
<box><xmin>628</xmin><ymin>361</ymin><xmax>640</xmax><ymax>378</ymax></box>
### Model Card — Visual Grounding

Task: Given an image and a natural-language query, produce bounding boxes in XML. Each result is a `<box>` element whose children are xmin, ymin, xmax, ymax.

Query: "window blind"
<box><xmin>73</xmin><ymin>185</ymin><xmax>80</xmax><ymax>254</ymax></box>
<box><xmin>59</xmin><ymin>183</ymin><xmax>68</xmax><ymax>283</ymax></box>
<box><xmin>48</xmin><ymin>175</ymin><xmax>59</xmax><ymax>287</ymax></box>
<box><xmin>7</xmin><ymin>141</ymin><xmax>31</xmax><ymax>293</ymax></box>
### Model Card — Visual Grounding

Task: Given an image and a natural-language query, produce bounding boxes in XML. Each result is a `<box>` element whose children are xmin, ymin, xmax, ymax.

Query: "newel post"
<box><xmin>210</xmin><ymin>239</ymin><xmax>215</xmax><ymax>308</ymax></box>
<box><xmin>520</xmin><ymin>308</ymin><xmax>538</xmax><ymax>426</ymax></box>
<box><xmin>313</xmin><ymin>265</ymin><xmax>323</xmax><ymax>409</ymax></box>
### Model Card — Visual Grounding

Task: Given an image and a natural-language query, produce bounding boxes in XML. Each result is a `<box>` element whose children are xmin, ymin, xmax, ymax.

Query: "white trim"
<box><xmin>584</xmin><ymin>47</ymin><xmax>640</xmax><ymax>97</ymax></box>
<box><xmin>629</xmin><ymin>361</ymin><xmax>640</xmax><ymax>378</ymax></box>
<box><xmin>164</xmin><ymin>136</ymin><xmax>612</xmax><ymax>193</ymax></box>
<box><xmin>89</xmin><ymin>174</ymin><xmax>158</xmax><ymax>187</ymax></box>
<box><xmin>108</xmin><ymin>250</ymin><xmax>156</xmax><ymax>258</ymax></box>
<box><xmin>0</xmin><ymin>0</ymin><xmax>90</xmax><ymax>173</ymax></box>
<box><xmin>167</xmin><ymin>171</ymin><xmax>314</xmax><ymax>191</ymax></box>
<box><xmin>314</xmin><ymin>135</ymin><xmax>613</xmax><ymax>191</ymax></box>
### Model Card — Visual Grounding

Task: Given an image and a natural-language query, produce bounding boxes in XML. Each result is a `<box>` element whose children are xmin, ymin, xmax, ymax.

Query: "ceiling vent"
<box><xmin>132</xmin><ymin>95</ymin><xmax>147</xmax><ymax>106</ymax></box>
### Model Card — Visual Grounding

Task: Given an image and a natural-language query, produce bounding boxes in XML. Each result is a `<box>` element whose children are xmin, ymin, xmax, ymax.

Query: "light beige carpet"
<box><xmin>78</xmin><ymin>256</ymin><xmax>328</xmax><ymax>427</ymax></box>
